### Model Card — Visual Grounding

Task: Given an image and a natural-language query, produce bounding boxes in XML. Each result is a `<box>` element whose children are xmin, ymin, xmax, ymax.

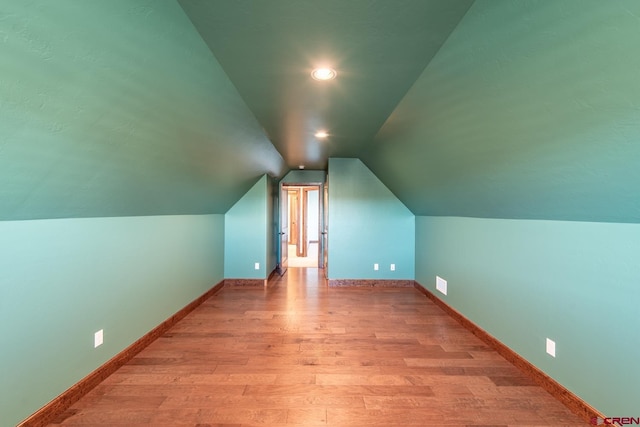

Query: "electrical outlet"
<box><xmin>436</xmin><ymin>276</ymin><xmax>447</xmax><ymax>295</ymax></box>
<box><xmin>374</xmin><ymin>263</ymin><xmax>379</xmax><ymax>271</ymax></box>
<box><xmin>546</xmin><ymin>338</ymin><xmax>556</xmax><ymax>357</ymax></box>
<box><xmin>94</xmin><ymin>329</ymin><xmax>103</xmax><ymax>348</ymax></box>
<box><xmin>390</xmin><ymin>263</ymin><xmax>396</xmax><ymax>271</ymax></box>
<box><xmin>254</xmin><ymin>262</ymin><xmax>260</xmax><ymax>270</ymax></box>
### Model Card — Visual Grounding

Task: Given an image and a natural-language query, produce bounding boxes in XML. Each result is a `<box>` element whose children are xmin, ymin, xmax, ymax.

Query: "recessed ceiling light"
<box><xmin>311</xmin><ymin>67</ymin><xmax>337</xmax><ymax>81</ymax></box>
<box><xmin>314</xmin><ymin>130</ymin><xmax>329</xmax><ymax>139</ymax></box>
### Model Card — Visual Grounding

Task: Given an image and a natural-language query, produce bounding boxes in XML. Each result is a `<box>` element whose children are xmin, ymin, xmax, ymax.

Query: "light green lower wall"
<box><xmin>224</xmin><ymin>175</ymin><xmax>269</xmax><ymax>279</ymax></box>
<box><xmin>328</xmin><ymin>159</ymin><xmax>414</xmax><ymax>279</ymax></box>
<box><xmin>0</xmin><ymin>214</ymin><xmax>224</xmax><ymax>426</ymax></box>
<box><xmin>415</xmin><ymin>216</ymin><xmax>640</xmax><ymax>416</ymax></box>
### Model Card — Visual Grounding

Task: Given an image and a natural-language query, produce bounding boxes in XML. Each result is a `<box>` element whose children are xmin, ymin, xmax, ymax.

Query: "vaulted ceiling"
<box><xmin>2</xmin><ymin>0</ymin><xmax>640</xmax><ymax>222</ymax></box>
<box><xmin>179</xmin><ymin>0</ymin><xmax>640</xmax><ymax>223</ymax></box>
<box><xmin>178</xmin><ymin>0</ymin><xmax>473</xmax><ymax>170</ymax></box>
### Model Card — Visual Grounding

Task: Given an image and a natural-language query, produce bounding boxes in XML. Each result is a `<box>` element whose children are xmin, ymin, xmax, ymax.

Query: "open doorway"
<box><xmin>285</xmin><ymin>185</ymin><xmax>320</xmax><ymax>268</ymax></box>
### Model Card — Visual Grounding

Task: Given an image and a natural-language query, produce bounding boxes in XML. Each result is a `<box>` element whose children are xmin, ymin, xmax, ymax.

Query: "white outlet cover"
<box><xmin>374</xmin><ymin>263</ymin><xmax>379</xmax><ymax>271</ymax></box>
<box><xmin>254</xmin><ymin>262</ymin><xmax>260</xmax><ymax>270</ymax></box>
<box><xmin>390</xmin><ymin>264</ymin><xmax>396</xmax><ymax>271</ymax></box>
<box><xmin>436</xmin><ymin>276</ymin><xmax>447</xmax><ymax>295</ymax></box>
<box><xmin>94</xmin><ymin>329</ymin><xmax>103</xmax><ymax>348</ymax></box>
<box><xmin>546</xmin><ymin>338</ymin><xmax>556</xmax><ymax>357</ymax></box>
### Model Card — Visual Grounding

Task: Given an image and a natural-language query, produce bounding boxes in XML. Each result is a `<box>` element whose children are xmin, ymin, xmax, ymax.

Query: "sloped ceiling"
<box><xmin>4</xmin><ymin>1</ymin><xmax>639</xmax><ymax>223</ymax></box>
<box><xmin>0</xmin><ymin>0</ymin><xmax>284</xmax><ymax>220</ymax></box>
<box><xmin>178</xmin><ymin>0</ymin><xmax>474</xmax><ymax>170</ymax></box>
<box><xmin>364</xmin><ymin>0</ymin><xmax>640</xmax><ymax>222</ymax></box>
<box><xmin>180</xmin><ymin>0</ymin><xmax>640</xmax><ymax>223</ymax></box>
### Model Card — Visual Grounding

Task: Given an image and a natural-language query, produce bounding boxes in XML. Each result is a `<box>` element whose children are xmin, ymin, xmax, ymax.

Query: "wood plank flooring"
<box><xmin>50</xmin><ymin>268</ymin><xmax>588</xmax><ymax>426</ymax></box>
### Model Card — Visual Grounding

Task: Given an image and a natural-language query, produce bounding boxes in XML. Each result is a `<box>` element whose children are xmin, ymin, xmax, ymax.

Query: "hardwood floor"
<box><xmin>51</xmin><ymin>268</ymin><xmax>588</xmax><ymax>426</ymax></box>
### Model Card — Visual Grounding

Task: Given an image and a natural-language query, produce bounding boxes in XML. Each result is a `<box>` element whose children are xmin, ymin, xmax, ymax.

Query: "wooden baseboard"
<box><xmin>224</xmin><ymin>270</ymin><xmax>281</xmax><ymax>288</ymax></box>
<box><xmin>328</xmin><ymin>279</ymin><xmax>413</xmax><ymax>287</ymax></box>
<box><xmin>225</xmin><ymin>278</ymin><xmax>266</xmax><ymax>288</ymax></box>
<box><xmin>267</xmin><ymin>268</ymin><xmax>278</xmax><ymax>281</ymax></box>
<box><xmin>413</xmin><ymin>281</ymin><xmax>605</xmax><ymax>425</ymax></box>
<box><xmin>19</xmin><ymin>280</ymin><xmax>225</xmax><ymax>427</ymax></box>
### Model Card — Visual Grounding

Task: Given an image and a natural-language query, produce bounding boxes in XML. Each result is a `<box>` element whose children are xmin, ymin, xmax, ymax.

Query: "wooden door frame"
<box><xmin>277</xmin><ymin>183</ymin><xmax>289</xmax><ymax>276</ymax></box>
<box><xmin>282</xmin><ymin>184</ymin><xmax>321</xmax><ymax>262</ymax></box>
<box><xmin>287</xmin><ymin>189</ymin><xmax>299</xmax><ymax>246</ymax></box>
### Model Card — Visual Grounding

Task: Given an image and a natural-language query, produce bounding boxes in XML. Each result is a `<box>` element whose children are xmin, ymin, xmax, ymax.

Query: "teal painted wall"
<box><xmin>415</xmin><ymin>216</ymin><xmax>640</xmax><ymax>416</ymax></box>
<box><xmin>0</xmin><ymin>214</ymin><xmax>224</xmax><ymax>426</ymax></box>
<box><xmin>224</xmin><ymin>175</ymin><xmax>270</xmax><ymax>279</ymax></box>
<box><xmin>0</xmin><ymin>0</ymin><xmax>284</xmax><ymax>220</ymax></box>
<box><xmin>327</xmin><ymin>159</ymin><xmax>414</xmax><ymax>280</ymax></box>
<box><xmin>367</xmin><ymin>0</ymin><xmax>640</xmax><ymax>222</ymax></box>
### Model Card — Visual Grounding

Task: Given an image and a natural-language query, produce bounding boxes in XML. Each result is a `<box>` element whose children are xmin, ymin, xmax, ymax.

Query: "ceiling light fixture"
<box><xmin>311</xmin><ymin>67</ymin><xmax>337</xmax><ymax>81</ymax></box>
<box><xmin>314</xmin><ymin>130</ymin><xmax>329</xmax><ymax>139</ymax></box>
